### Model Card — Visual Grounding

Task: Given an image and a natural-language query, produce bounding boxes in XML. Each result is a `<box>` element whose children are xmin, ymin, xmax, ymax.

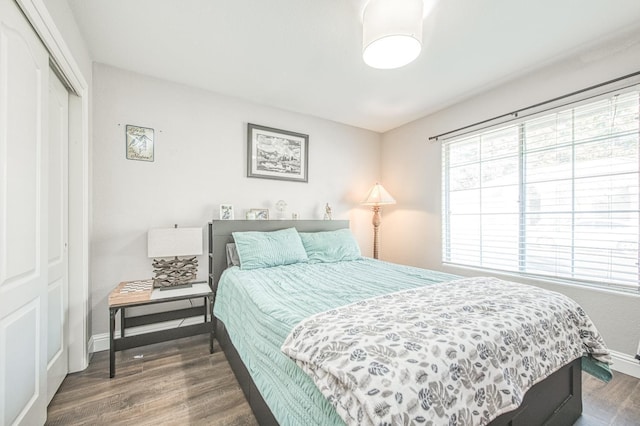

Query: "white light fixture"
<box><xmin>362</xmin><ymin>183</ymin><xmax>396</xmax><ymax>259</ymax></box>
<box><xmin>148</xmin><ymin>226</ymin><xmax>203</xmax><ymax>289</ymax></box>
<box><xmin>362</xmin><ymin>0</ymin><xmax>424</xmax><ymax>69</ymax></box>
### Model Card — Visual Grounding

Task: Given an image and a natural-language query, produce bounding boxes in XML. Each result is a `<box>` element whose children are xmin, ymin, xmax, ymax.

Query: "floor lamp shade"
<box><xmin>362</xmin><ymin>183</ymin><xmax>396</xmax><ymax>259</ymax></box>
<box><xmin>148</xmin><ymin>227</ymin><xmax>203</xmax><ymax>288</ymax></box>
<box><xmin>362</xmin><ymin>182</ymin><xmax>396</xmax><ymax>206</ymax></box>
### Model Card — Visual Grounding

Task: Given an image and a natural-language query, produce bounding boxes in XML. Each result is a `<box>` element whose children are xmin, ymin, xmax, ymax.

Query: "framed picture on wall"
<box><xmin>247</xmin><ymin>123</ymin><xmax>308</xmax><ymax>182</ymax></box>
<box><xmin>126</xmin><ymin>124</ymin><xmax>154</xmax><ymax>162</ymax></box>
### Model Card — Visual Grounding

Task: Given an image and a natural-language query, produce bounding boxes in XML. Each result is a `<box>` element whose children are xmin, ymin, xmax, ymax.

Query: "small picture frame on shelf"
<box><xmin>220</xmin><ymin>204</ymin><xmax>234</xmax><ymax>220</ymax></box>
<box><xmin>249</xmin><ymin>208</ymin><xmax>269</xmax><ymax>220</ymax></box>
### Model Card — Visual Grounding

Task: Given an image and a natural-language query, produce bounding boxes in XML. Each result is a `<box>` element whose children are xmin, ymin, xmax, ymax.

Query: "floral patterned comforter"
<box><xmin>281</xmin><ymin>277</ymin><xmax>611</xmax><ymax>426</ymax></box>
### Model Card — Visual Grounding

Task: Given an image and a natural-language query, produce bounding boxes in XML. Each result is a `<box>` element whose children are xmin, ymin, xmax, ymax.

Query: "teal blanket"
<box><xmin>213</xmin><ymin>259</ymin><xmax>458</xmax><ymax>425</ymax></box>
<box><xmin>213</xmin><ymin>259</ymin><xmax>611</xmax><ymax>425</ymax></box>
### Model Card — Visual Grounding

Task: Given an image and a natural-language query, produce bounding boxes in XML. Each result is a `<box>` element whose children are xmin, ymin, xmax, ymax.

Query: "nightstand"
<box><xmin>108</xmin><ymin>280</ymin><xmax>214</xmax><ymax>378</ymax></box>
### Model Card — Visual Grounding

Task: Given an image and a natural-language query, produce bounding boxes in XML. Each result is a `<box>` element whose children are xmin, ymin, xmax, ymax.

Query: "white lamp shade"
<box><xmin>147</xmin><ymin>227</ymin><xmax>203</xmax><ymax>258</ymax></box>
<box><xmin>363</xmin><ymin>0</ymin><xmax>423</xmax><ymax>69</ymax></box>
<box><xmin>362</xmin><ymin>183</ymin><xmax>396</xmax><ymax>206</ymax></box>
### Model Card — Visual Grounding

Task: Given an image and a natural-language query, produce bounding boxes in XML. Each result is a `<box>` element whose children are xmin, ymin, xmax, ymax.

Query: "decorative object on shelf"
<box><xmin>247</xmin><ymin>123</ymin><xmax>309</xmax><ymax>182</ymax></box>
<box><xmin>275</xmin><ymin>200</ymin><xmax>288</xmax><ymax>219</ymax></box>
<box><xmin>147</xmin><ymin>225</ymin><xmax>203</xmax><ymax>289</ymax></box>
<box><xmin>362</xmin><ymin>183</ymin><xmax>396</xmax><ymax>259</ymax></box>
<box><xmin>118</xmin><ymin>279</ymin><xmax>154</xmax><ymax>294</ymax></box>
<box><xmin>220</xmin><ymin>204</ymin><xmax>234</xmax><ymax>220</ymax></box>
<box><xmin>250</xmin><ymin>208</ymin><xmax>269</xmax><ymax>220</ymax></box>
<box><xmin>292</xmin><ymin>213</ymin><xmax>299</xmax><ymax>220</ymax></box>
<box><xmin>324</xmin><ymin>203</ymin><xmax>332</xmax><ymax>220</ymax></box>
<box><xmin>362</xmin><ymin>0</ymin><xmax>425</xmax><ymax>70</ymax></box>
<box><xmin>125</xmin><ymin>124</ymin><xmax>154</xmax><ymax>161</ymax></box>
<box><xmin>246</xmin><ymin>210</ymin><xmax>256</xmax><ymax>220</ymax></box>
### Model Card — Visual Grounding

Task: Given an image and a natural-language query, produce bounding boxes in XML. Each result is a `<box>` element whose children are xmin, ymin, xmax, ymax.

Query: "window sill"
<box><xmin>441</xmin><ymin>262</ymin><xmax>640</xmax><ymax>298</ymax></box>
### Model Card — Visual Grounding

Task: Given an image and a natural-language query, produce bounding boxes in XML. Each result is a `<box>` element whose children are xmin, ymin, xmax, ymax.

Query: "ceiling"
<box><xmin>66</xmin><ymin>0</ymin><xmax>640</xmax><ymax>133</ymax></box>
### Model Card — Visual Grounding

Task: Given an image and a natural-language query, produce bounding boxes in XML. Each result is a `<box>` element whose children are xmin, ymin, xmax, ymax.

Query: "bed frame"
<box><xmin>209</xmin><ymin>220</ymin><xmax>583</xmax><ymax>426</ymax></box>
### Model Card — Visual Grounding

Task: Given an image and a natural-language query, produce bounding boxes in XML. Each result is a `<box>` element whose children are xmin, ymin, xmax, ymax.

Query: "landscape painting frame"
<box><xmin>247</xmin><ymin>123</ymin><xmax>309</xmax><ymax>183</ymax></box>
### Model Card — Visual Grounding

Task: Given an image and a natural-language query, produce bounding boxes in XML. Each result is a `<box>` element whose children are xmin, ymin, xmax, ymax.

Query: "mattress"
<box><xmin>213</xmin><ymin>258</ymin><xmax>458</xmax><ymax>425</ymax></box>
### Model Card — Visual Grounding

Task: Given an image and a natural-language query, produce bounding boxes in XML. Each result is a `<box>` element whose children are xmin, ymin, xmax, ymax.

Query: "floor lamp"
<box><xmin>362</xmin><ymin>183</ymin><xmax>396</xmax><ymax>259</ymax></box>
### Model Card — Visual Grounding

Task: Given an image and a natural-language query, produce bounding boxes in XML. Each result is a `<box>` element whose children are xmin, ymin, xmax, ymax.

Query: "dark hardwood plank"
<box><xmin>580</xmin><ymin>372</ymin><xmax>640</xmax><ymax>426</ymax></box>
<box><xmin>46</xmin><ymin>336</ymin><xmax>257</xmax><ymax>426</ymax></box>
<box><xmin>47</xmin><ymin>335</ymin><xmax>639</xmax><ymax>425</ymax></box>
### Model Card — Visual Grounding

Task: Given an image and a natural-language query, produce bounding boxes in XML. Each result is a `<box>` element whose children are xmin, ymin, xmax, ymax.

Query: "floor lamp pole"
<box><xmin>372</xmin><ymin>205</ymin><xmax>381</xmax><ymax>259</ymax></box>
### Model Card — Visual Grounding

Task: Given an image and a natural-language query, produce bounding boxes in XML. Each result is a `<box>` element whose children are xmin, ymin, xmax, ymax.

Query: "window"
<box><xmin>442</xmin><ymin>90</ymin><xmax>640</xmax><ymax>292</ymax></box>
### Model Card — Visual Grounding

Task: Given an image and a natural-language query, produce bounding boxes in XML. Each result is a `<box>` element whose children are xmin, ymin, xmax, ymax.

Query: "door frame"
<box><xmin>16</xmin><ymin>0</ymin><xmax>90</xmax><ymax>372</ymax></box>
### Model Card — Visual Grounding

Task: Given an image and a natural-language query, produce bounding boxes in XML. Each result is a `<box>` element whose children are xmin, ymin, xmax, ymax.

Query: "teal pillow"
<box><xmin>299</xmin><ymin>229</ymin><xmax>361</xmax><ymax>263</ymax></box>
<box><xmin>232</xmin><ymin>228</ymin><xmax>308</xmax><ymax>270</ymax></box>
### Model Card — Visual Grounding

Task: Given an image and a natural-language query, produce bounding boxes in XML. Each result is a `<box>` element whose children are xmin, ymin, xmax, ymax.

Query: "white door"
<box><xmin>46</xmin><ymin>69</ymin><xmax>69</xmax><ymax>404</ymax></box>
<box><xmin>0</xmin><ymin>0</ymin><xmax>50</xmax><ymax>424</ymax></box>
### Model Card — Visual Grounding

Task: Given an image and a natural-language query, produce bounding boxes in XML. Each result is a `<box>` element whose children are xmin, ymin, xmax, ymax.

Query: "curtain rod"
<box><xmin>428</xmin><ymin>70</ymin><xmax>640</xmax><ymax>142</ymax></box>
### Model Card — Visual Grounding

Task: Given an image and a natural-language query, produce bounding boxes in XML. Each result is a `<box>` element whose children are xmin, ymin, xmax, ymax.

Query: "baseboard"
<box><xmin>609</xmin><ymin>350</ymin><xmax>640</xmax><ymax>379</ymax></box>
<box><xmin>91</xmin><ymin>316</ymin><xmax>205</xmax><ymax>353</ymax></box>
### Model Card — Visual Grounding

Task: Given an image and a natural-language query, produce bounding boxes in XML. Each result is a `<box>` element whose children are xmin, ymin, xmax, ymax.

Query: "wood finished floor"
<box><xmin>47</xmin><ymin>335</ymin><xmax>640</xmax><ymax>426</ymax></box>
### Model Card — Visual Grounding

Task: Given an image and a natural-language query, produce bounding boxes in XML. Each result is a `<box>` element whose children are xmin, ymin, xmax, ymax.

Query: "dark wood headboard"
<box><xmin>207</xmin><ymin>220</ymin><xmax>350</xmax><ymax>292</ymax></box>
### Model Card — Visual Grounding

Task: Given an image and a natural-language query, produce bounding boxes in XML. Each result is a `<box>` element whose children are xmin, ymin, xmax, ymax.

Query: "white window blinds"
<box><xmin>442</xmin><ymin>90</ymin><xmax>640</xmax><ymax>292</ymax></box>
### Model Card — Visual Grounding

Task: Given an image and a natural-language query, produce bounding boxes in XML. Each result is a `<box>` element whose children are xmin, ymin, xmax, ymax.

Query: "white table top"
<box><xmin>150</xmin><ymin>282</ymin><xmax>212</xmax><ymax>300</ymax></box>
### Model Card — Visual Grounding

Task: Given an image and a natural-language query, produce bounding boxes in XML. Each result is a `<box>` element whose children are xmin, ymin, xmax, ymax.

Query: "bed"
<box><xmin>209</xmin><ymin>220</ymin><xmax>611</xmax><ymax>426</ymax></box>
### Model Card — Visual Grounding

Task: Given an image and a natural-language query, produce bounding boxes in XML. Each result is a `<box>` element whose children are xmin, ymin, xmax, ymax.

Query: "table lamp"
<box><xmin>147</xmin><ymin>225</ymin><xmax>203</xmax><ymax>289</ymax></box>
<box><xmin>362</xmin><ymin>183</ymin><xmax>396</xmax><ymax>259</ymax></box>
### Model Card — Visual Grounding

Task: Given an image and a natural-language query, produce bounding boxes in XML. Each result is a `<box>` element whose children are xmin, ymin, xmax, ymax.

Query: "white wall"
<box><xmin>381</xmin><ymin>27</ymin><xmax>640</xmax><ymax>360</ymax></box>
<box><xmin>44</xmin><ymin>0</ymin><xmax>92</xmax><ymax>80</ymax></box>
<box><xmin>91</xmin><ymin>63</ymin><xmax>381</xmax><ymax>336</ymax></box>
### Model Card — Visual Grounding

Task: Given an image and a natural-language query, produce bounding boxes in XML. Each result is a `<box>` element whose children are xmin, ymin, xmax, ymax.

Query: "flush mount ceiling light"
<box><xmin>362</xmin><ymin>0</ymin><xmax>424</xmax><ymax>69</ymax></box>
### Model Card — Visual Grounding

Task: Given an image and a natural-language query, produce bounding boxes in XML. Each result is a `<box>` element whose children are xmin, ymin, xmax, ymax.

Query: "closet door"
<box><xmin>0</xmin><ymin>0</ymin><xmax>50</xmax><ymax>424</ymax></box>
<box><xmin>46</xmin><ymin>68</ymin><xmax>69</xmax><ymax>404</ymax></box>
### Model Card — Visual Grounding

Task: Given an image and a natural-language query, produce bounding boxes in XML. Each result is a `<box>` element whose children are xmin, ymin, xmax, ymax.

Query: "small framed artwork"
<box><xmin>250</xmin><ymin>208</ymin><xmax>269</xmax><ymax>220</ymax></box>
<box><xmin>220</xmin><ymin>204</ymin><xmax>234</xmax><ymax>220</ymax></box>
<box><xmin>126</xmin><ymin>125</ymin><xmax>154</xmax><ymax>162</ymax></box>
<box><xmin>247</xmin><ymin>123</ymin><xmax>308</xmax><ymax>183</ymax></box>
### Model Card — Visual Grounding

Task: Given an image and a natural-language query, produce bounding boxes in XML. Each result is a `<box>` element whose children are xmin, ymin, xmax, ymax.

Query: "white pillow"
<box><xmin>226</xmin><ymin>243</ymin><xmax>240</xmax><ymax>267</ymax></box>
